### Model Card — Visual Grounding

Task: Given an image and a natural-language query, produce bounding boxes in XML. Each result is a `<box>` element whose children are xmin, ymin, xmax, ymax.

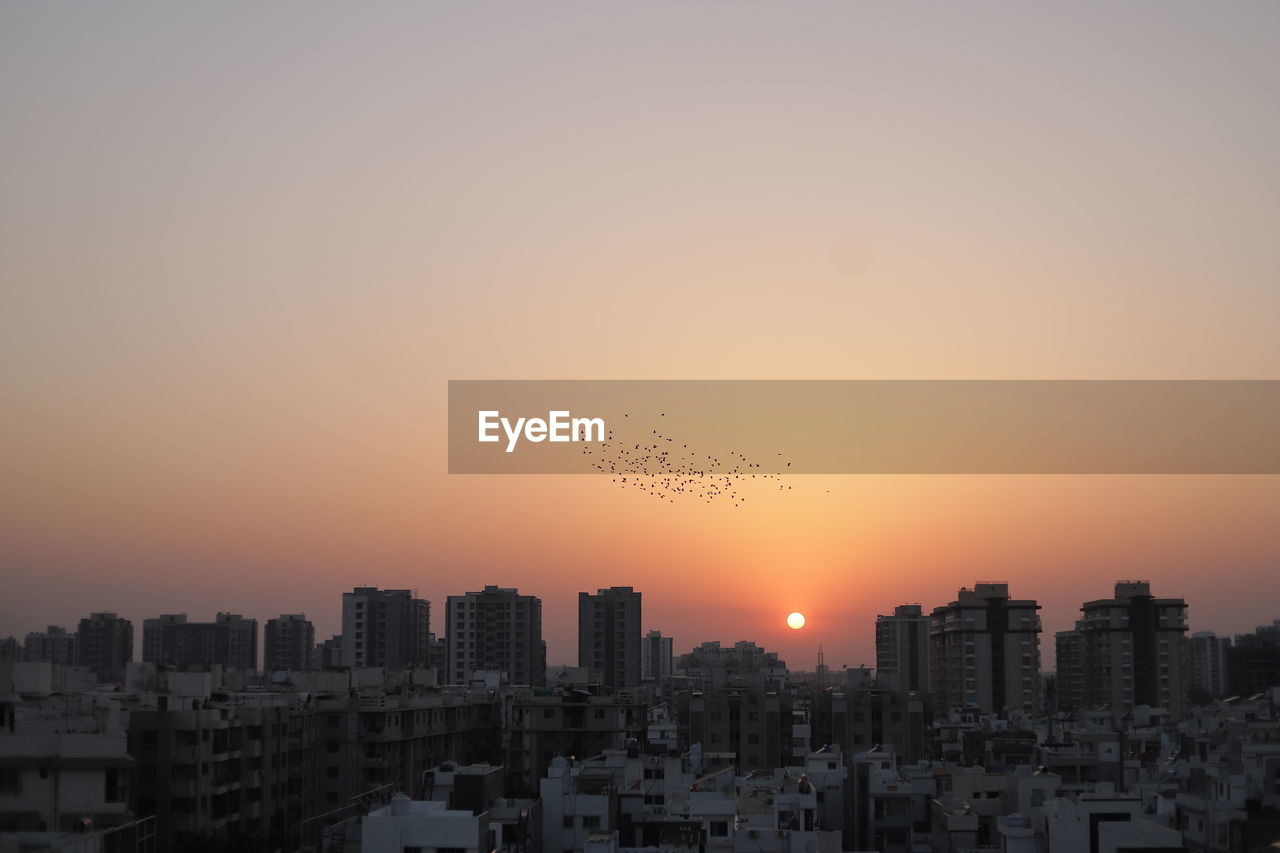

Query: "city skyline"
<box><xmin>5</xmin><ymin>577</ymin><xmax>1269</xmax><ymax>673</ymax></box>
<box><xmin>4</xmin><ymin>4</ymin><xmax>1280</xmax><ymax>675</ymax></box>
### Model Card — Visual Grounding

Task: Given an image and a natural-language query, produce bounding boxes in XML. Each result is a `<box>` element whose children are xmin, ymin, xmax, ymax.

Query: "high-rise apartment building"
<box><xmin>578</xmin><ymin>586</ymin><xmax>642</xmax><ymax>689</ymax></box>
<box><xmin>930</xmin><ymin>583</ymin><xmax>1041</xmax><ymax>714</ymax></box>
<box><xmin>1227</xmin><ymin>620</ymin><xmax>1280</xmax><ymax>697</ymax></box>
<box><xmin>1055</xmin><ymin>629</ymin><xmax>1085</xmax><ymax>713</ymax></box>
<box><xmin>875</xmin><ymin>604</ymin><xmax>931</xmax><ymax>694</ymax></box>
<box><xmin>264</xmin><ymin>613</ymin><xmax>315</xmax><ymax>672</ymax></box>
<box><xmin>141</xmin><ymin>613</ymin><xmax>258</xmax><ymax>670</ymax></box>
<box><xmin>446</xmin><ymin>586</ymin><xmax>545</xmax><ymax>686</ymax></box>
<box><xmin>316</xmin><ymin>635</ymin><xmax>344</xmax><ymax>669</ymax></box>
<box><xmin>76</xmin><ymin>612</ymin><xmax>133</xmax><ymax>682</ymax></box>
<box><xmin>142</xmin><ymin>614</ymin><xmax>186</xmax><ymax>664</ymax></box>
<box><xmin>641</xmin><ymin>629</ymin><xmax>673</xmax><ymax>683</ymax></box>
<box><xmin>23</xmin><ymin>626</ymin><xmax>76</xmax><ymax>666</ymax></box>
<box><xmin>340</xmin><ymin>587</ymin><xmax>430</xmax><ymax>670</ymax></box>
<box><xmin>1188</xmin><ymin>631</ymin><xmax>1230</xmax><ymax>699</ymax></box>
<box><xmin>1056</xmin><ymin>582</ymin><xmax>1188</xmax><ymax>718</ymax></box>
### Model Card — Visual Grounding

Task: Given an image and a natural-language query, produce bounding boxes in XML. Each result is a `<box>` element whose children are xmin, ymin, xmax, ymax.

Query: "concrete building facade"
<box><xmin>930</xmin><ymin>583</ymin><xmax>1041</xmax><ymax>715</ymax></box>
<box><xmin>446</xmin><ymin>586</ymin><xmax>545</xmax><ymax>687</ymax></box>
<box><xmin>1059</xmin><ymin>581</ymin><xmax>1189</xmax><ymax>718</ymax></box>
<box><xmin>264</xmin><ymin>613</ymin><xmax>315</xmax><ymax>672</ymax></box>
<box><xmin>141</xmin><ymin>612</ymin><xmax>259</xmax><ymax>671</ymax></box>
<box><xmin>876</xmin><ymin>604</ymin><xmax>931</xmax><ymax>694</ymax></box>
<box><xmin>22</xmin><ymin>626</ymin><xmax>76</xmax><ymax>667</ymax></box>
<box><xmin>76</xmin><ymin>612</ymin><xmax>133</xmax><ymax>683</ymax></box>
<box><xmin>341</xmin><ymin>587</ymin><xmax>430</xmax><ymax>671</ymax></box>
<box><xmin>641</xmin><ymin>630</ymin><xmax>673</xmax><ymax>684</ymax></box>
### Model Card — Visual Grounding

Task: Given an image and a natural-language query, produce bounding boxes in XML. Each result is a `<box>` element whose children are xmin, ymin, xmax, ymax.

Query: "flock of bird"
<box><xmin>580</xmin><ymin>413</ymin><xmax>793</xmax><ymax>506</ymax></box>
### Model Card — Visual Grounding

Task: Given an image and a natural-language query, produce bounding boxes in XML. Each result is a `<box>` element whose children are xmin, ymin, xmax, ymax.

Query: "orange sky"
<box><xmin>3</xmin><ymin>3</ymin><xmax>1280</xmax><ymax>667</ymax></box>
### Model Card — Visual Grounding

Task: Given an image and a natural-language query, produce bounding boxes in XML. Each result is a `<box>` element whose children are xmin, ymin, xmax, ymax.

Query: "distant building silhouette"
<box><xmin>578</xmin><ymin>586</ymin><xmax>642</xmax><ymax>689</ymax></box>
<box><xmin>1227</xmin><ymin>619</ymin><xmax>1280</xmax><ymax>697</ymax></box>
<box><xmin>264</xmin><ymin>613</ymin><xmax>315</xmax><ymax>672</ymax></box>
<box><xmin>141</xmin><ymin>612</ymin><xmax>258</xmax><ymax>670</ymax></box>
<box><xmin>341</xmin><ymin>587</ymin><xmax>430</xmax><ymax>670</ymax></box>
<box><xmin>641</xmin><ymin>629</ymin><xmax>673</xmax><ymax>684</ymax></box>
<box><xmin>446</xmin><ymin>585</ymin><xmax>545</xmax><ymax>686</ymax></box>
<box><xmin>677</xmin><ymin>640</ymin><xmax>787</xmax><ymax>684</ymax></box>
<box><xmin>930</xmin><ymin>583</ymin><xmax>1041</xmax><ymax>715</ymax></box>
<box><xmin>23</xmin><ymin>625</ymin><xmax>76</xmax><ymax>666</ymax></box>
<box><xmin>1189</xmin><ymin>630</ymin><xmax>1230</xmax><ymax>699</ymax></box>
<box><xmin>76</xmin><ymin>612</ymin><xmax>133</xmax><ymax>682</ymax></box>
<box><xmin>876</xmin><ymin>604</ymin><xmax>931</xmax><ymax>694</ymax></box>
<box><xmin>315</xmin><ymin>634</ymin><xmax>344</xmax><ymax>669</ymax></box>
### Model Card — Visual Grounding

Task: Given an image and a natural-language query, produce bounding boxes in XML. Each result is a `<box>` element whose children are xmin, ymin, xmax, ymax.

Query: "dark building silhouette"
<box><xmin>875</xmin><ymin>604</ymin><xmax>930</xmax><ymax>694</ymax></box>
<box><xmin>340</xmin><ymin>587</ymin><xmax>430</xmax><ymax>670</ymax></box>
<box><xmin>23</xmin><ymin>625</ymin><xmax>76</xmax><ymax>666</ymax></box>
<box><xmin>446</xmin><ymin>586</ymin><xmax>545</xmax><ymax>686</ymax></box>
<box><xmin>1227</xmin><ymin>620</ymin><xmax>1280</xmax><ymax>697</ymax></box>
<box><xmin>579</xmin><ymin>586</ymin><xmax>642</xmax><ymax>689</ymax></box>
<box><xmin>142</xmin><ymin>613</ymin><xmax>258</xmax><ymax>670</ymax></box>
<box><xmin>676</xmin><ymin>681</ymin><xmax>794</xmax><ymax>773</ymax></box>
<box><xmin>76</xmin><ymin>612</ymin><xmax>133</xmax><ymax>682</ymax></box>
<box><xmin>264</xmin><ymin>613</ymin><xmax>315</xmax><ymax>672</ymax></box>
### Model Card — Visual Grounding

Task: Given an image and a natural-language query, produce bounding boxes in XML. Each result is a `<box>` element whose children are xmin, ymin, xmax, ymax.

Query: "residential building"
<box><xmin>446</xmin><ymin>586</ymin><xmax>545</xmax><ymax>687</ymax></box>
<box><xmin>930</xmin><ymin>583</ymin><xmax>1041</xmax><ymax>715</ymax></box>
<box><xmin>264</xmin><ymin>613</ymin><xmax>315</xmax><ymax>672</ymax></box>
<box><xmin>22</xmin><ymin>626</ymin><xmax>75</xmax><ymax>667</ymax></box>
<box><xmin>578</xmin><ymin>587</ymin><xmax>642</xmax><ymax>689</ymax></box>
<box><xmin>875</xmin><ymin>604</ymin><xmax>930</xmax><ymax>694</ymax></box>
<box><xmin>1062</xmin><ymin>581</ymin><xmax>1189</xmax><ymax>718</ymax></box>
<box><xmin>1189</xmin><ymin>631</ymin><xmax>1230</xmax><ymax>700</ymax></box>
<box><xmin>676</xmin><ymin>681</ymin><xmax>794</xmax><ymax>773</ymax></box>
<box><xmin>641</xmin><ymin>630</ymin><xmax>673</xmax><ymax>684</ymax></box>
<box><xmin>76</xmin><ymin>612</ymin><xmax>133</xmax><ymax>682</ymax></box>
<box><xmin>315</xmin><ymin>635</ymin><xmax>343</xmax><ymax>669</ymax></box>
<box><xmin>1227</xmin><ymin>620</ymin><xmax>1280</xmax><ymax>697</ymax></box>
<box><xmin>341</xmin><ymin>587</ymin><xmax>430</xmax><ymax>670</ymax></box>
<box><xmin>141</xmin><ymin>612</ymin><xmax>258</xmax><ymax>670</ymax></box>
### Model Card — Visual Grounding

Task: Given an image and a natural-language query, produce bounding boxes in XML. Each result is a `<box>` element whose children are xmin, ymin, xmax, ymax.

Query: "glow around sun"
<box><xmin>786</xmin><ymin>611</ymin><xmax>806</xmax><ymax>630</ymax></box>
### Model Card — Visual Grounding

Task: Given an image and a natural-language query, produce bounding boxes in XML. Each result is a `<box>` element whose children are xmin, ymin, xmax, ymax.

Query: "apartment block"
<box><xmin>578</xmin><ymin>587</ymin><xmax>642</xmax><ymax>689</ymax></box>
<box><xmin>264</xmin><ymin>613</ymin><xmax>315</xmax><ymax>672</ymax></box>
<box><xmin>141</xmin><ymin>612</ymin><xmax>258</xmax><ymax>671</ymax></box>
<box><xmin>341</xmin><ymin>588</ymin><xmax>431</xmax><ymax>671</ymax></box>
<box><xmin>446</xmin><ymin>586</ymin><xmax>545</xmax><ymax>687</ymax></box>
<box><xmin>875</xmin><ymin>604</ymin><xmax>931</xmax><ymax>694</ymax></box>
<box><xmin>76</xmin><ymin>612</ymin><xmax>134</xmax><ymax>683</ymax></box>
<box><xmin>22</xmin><ymin>627</ymin><xmax>76</xmax><ymax>667</ymax></box>
<box><xmin>1059</xmin><ymin>581</ymin><xmax>1189</xmax><ymax>718</ymax></box>
<box><xmin>641</xmin><ymin>630</ymin><xmax>673</xmax><ymax>684</ymax></box>
<box><xmin>930</xmin><ymin>583</ymin><xmax>1041</xmax><ymax>715</ymax></box>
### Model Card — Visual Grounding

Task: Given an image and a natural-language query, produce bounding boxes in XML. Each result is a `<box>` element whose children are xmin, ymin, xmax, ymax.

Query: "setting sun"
<box><xmin>786</xmin><ymin>611</ymin><xmax>806</xmax><ymax>630</ymax></box>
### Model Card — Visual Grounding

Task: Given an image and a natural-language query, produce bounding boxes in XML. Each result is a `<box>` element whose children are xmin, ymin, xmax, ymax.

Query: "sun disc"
<box><xmin>786</xmin><ymin>611</ymin><xmax>806</xmax><ymax>630</ymax></box>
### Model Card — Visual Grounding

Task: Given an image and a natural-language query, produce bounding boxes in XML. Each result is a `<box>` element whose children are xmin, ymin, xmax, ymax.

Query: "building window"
<box><xmin>104</xmin><ymin>769</ymin><xmax>124</xmax><ymax>803</ymax></box>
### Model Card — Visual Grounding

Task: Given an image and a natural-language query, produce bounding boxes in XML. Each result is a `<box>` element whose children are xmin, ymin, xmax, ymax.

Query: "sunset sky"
<box><xmin>3</xmin><ymin>3</ymin><xmax>1279</xmax><ymax>669</ymax></box>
